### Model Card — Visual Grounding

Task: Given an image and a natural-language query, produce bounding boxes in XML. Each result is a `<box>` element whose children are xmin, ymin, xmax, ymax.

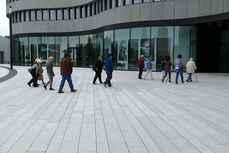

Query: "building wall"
<box><xmin>6</xmin><ymin>0</ymin><xmax>229</xmax><ymax>35</ymax></box>
<box><xmin>0</xmin><ymin>36</ymin><xmax>10</xmax><ymax>64</ymax></box>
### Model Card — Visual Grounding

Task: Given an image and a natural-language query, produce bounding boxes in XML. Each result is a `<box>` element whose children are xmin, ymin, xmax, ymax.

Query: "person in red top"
<box><xmin>162</xmin><ymin>56</ymin><xmax>172</xmax><ymax>82</ymax></box>
<box><xmin>137</xmin><ymin>55</ymin><xmax>145</xmax><ymax>79</ymax></box>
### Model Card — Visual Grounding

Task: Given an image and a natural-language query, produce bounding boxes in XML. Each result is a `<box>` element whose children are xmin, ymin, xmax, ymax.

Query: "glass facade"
<box><xmin>13</xmin><ymin>26</ymin><xmax>197</xmax><ymax>71</ymax></box>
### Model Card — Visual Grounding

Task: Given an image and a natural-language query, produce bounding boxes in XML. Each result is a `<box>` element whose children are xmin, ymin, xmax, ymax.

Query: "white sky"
<box><xmin>0</xmin><ymin>1</ymin><xmax>9</xmax><ymax>36</ymax></box>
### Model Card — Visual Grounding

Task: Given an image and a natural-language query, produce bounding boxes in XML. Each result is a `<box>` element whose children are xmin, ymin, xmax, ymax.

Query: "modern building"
<box><xmin>0</xmin><ymin>36</ymin><xmax>10</xmax><ymax>64</ymax></box>
<box><xmin>6</xmin><ymin>0</ymin><xmax>229</xmax><ymax>72</ymax></box>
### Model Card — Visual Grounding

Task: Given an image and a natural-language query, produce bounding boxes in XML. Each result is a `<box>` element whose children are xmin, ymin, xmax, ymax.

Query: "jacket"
<box><xmin>60</xmin><ymin>58</ymin><xmax>74</xmax><ymax>75</ymax></box>
<box><xmin>138</xmin><ymin>58</ymin><xmax>145</xmax><ymax>68</ymax></box>
<box><xmin>146</xmin><ymin>60</ymin><xmax>152</xmax><ymax>70</ymax></box>
<box><xmin>165</xmin><ymin>61</ymin><xmax>172</xmax><ymax>70</ymax></box>
<box><xmin>30</xmin><ymin>63</ymin><xmax>38</xmax><ymax>76</ymax></box>
<box><xmin>46</xmin><ymin>60</ymin><xmax>55</xmax><ymax>75</ymax></box>
<box><xmin>175</xmin><ymin>58</ymin><xmax>184</xmax><ymax>70</ymax></box>
<box><xmin>186</xmin><ymin>60</ymin><xmax>197</xmax><ymax>74</ymax></box>
<box><xmin>105</xmin><ymin>58</ymin><xmax>113</xmax><ymax>73</ymax></box>
<box><xmin>94</xmin><ymin>60</ymin><xmax>104</xmax><ymax>73</ymax></box>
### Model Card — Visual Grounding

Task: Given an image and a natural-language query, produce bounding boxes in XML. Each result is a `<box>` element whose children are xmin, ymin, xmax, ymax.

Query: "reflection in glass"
<box><xmin>56</xmin><ymin>37</ymin><xmax>67</xmax><ymax>61</ymax></box>
<box><xmin>49</xmin><ymin>10</ymin><xmax>55</xmax><ymax>20</ymax></box>
<box><xmin>29</xmin><ymin>37</ymin><xmax>41</xmax><ymax>63</ymax></box>
<box><xmin>42</xmin><ymin>10</ymin><xmax>48</xmax><ymax>20</ymax></box>
<box><xmin>104</xmin><ymin>31</ymin><xmax>113</xmax><ymax>58</ymax></box>
<box><xmin>36</xmin><ymin>10</ymin><xmax>41</xmax><ymax>21</ymax></box>
<box><xmin>57</xmin><ymin>9</ymin><xmax>62</xmax><ymax>20</ymax></box>
<box><xmin>63</xmin><ymin>9</ymin><xmax>68</xmax><ymax>20</ymax></box>
<box><xmin>115</xmin><ymin>29</ymin><xmax>129</xmax><ymax>70</ymax></box>
<box><xmin>19</xmin><ymin>37</ymin><xmax>29</xmax><ymax>65</ymax></box>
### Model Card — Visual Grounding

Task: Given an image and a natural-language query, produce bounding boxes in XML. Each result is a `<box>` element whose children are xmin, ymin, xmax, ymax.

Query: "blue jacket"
<box><xmin>105</xmin><ymin>58</ymin><xmax>113</xmax><ymax>73</ymax></box>
<box><xmin>146</xmin><ymin>60</ymin><xmax>152</xmax><ymax>70</ymax></box>
<box><xmin>175</xmin><ymin>58</ymin><xmax>184</xmax><ymax>70</ymax></box>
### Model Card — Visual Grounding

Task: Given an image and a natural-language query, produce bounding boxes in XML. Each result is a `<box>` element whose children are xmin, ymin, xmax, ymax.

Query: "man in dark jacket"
<box><xmin>137</xmin><ymin>55</ymin><xmax>145</xmax><ymax>79</ymax></box>
<box><xmin>44</xmin><ymin>56</ymin><xmax>55</xmax><ymax>90</ymax></box>
<box><xmin>58</xmin><ymin>54</ymin><xmax>77</xmax><ymax>93</ymax></box>
<box><xmin>27</xmin><ymin>59</ymin><xmax>40</xmax><ymax>87</ymax></box>
<box><xmin>93</xmin><ymin>56</ymin><xmax>104</xmax><ymax>84</ymax></box>
<box><xmin>104</xmin><ymin>54</ymin><xmax>113</xmax><ymax>87</ymax></box>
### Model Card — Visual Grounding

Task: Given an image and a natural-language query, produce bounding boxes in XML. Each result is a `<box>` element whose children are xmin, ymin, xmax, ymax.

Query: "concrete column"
<box><xmin>112</xmin><ymin>0</ymin><xmax>116</xmax><ymax>8</ymax></box>
<box><xmin>108</xmin><ymin>0</ymin><xmax>110</xmax><ymax>9</ymax></box>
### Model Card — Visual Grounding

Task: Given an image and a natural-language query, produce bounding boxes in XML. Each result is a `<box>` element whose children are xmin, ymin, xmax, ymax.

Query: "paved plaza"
<box><xmin>0</xmin><ymin>66</ymin><xmax>9</xmax><ymax>78</ymax></box>
<box><xmin>0</xmin><ymin>65</ymin><xmax>229</xmax><ymax>153</ymax></box>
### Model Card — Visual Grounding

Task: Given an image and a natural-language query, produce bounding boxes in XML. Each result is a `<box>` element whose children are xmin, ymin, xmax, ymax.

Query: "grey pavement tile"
<box><xmin>0</xmin><ymin>67</ymin><xmax>229</xmax><ymax>153</ymax></box>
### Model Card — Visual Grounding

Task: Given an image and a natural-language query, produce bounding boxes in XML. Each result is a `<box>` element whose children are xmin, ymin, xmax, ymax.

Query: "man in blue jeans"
<box><xmin>104</xmin><ymin>54</ymin><xmax>113</xmax><ymax>87</ymax></box>
<box><xmin>58</xmin><ymin>54</ymin><xmax>77</xmax><ymax>93</ymax></box>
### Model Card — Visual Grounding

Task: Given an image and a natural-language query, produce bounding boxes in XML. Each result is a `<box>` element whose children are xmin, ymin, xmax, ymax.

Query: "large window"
<box><xmin>70</xmin><ymin>8</ymin><xmax>74</xmax><ymax>19</ymax></box>
<box><xmin>49</xmin><ymin>10</ymin><xmax>55</xmax><ymax>20</ymax></box>
<box><xmin>19</xmin><ymin>37</ymin><xmax>29</xmax><ymax>65</ymax></box>
<box><xmin>68</xmin><ymin>36</ymin><xmax>79</xmax><ymax>66</ymax></box>
<box><xmin>115</xmin><ymin>29</ymin><xmax>130</xmax><ymax>70</ymax></box>
<box><xmin>125</xmin><ymin>0</ymin><xmax>131</xmax><ymax>5</ymax></box>
<box><xmin>151</xmin><ymin>26</ymin><xmax>174</xmax><ymax>70</ymax></box>
<box><xmin>131</xmin><ymin>27</ymin><xmax>151</xmax><ymax>70</ymax></box>
<box><xmin>36</xmin><ymin>10</ymin><xmax>41</xmax><ymax>21</ymax></box>
<box><xmin>13</xmin><ymin>26</ymin><xmax>197</xmax><ymax>71</ymax></box>
<box><xmin>29</xmin><ymin>37</ymin><xmax>41</xmax><ymax>62</ymax></box>
<box><xmin>63</xmin><ymin>9</ymin><xmax>68</xmax><ymax>20</ymax></box>
<box><xmin>56</xmin><ymin>9</ymin><xmax>62</xmax><ymax>20</ymax></box>
<box><xmin>75</xmin><ymin>8</ymin><xmax>80</xmax><ymax>19</ymax></box>
<box><xmin>30</xmin><ymin>10</ymin><xmax>35</xmax><ymax>21</ymax></box>
<box><xmin>42</xmin><ymin>10</ymin><xmax>48</xmax><ymax>20</ymax></box>
<box><xmin>104</xmin><ymin>31</ymin><xmax>114</xmax><ymax>58</ymax></box>
<box><xmin>56</xmin><ymin>36</ymin><xmax>67</xmax><ymax>61</ymax></box>
<box><xmin>42</xmin><ymin>37</ymin><xmax>57</xmax><ymax>65</ymax></box>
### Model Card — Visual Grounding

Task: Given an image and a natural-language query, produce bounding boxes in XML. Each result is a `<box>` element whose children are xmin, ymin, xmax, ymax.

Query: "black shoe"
<box><xmin>50</xmin><ymin>88</ymin><xmax>55</xmax><ymax>91</ymax></box>
<box><xmin>104</xmin><ymin>83</ymin><xmax>107</xmax><ymax>88</ymax></box>
<box><xmin>27</xmin><ymin>83</ymin><xmax>31</xmax><ymax>87</ymax></box>
<box><xmin>108</xmin><ymin>85</ymin><xmax>112</xmax><ymax>87</ymax></box>
<box><xmin>93</xmin><ymin>82</ymin><xmax>96</xmax><ymax>85</ymax></box>
<box><xmin>44</xmin><ymin>85</ymin><xmax>47</xmax><ymax>90</ymax></box>
<box><xmin>33</xmin><ymin>85</ymin><xmax>39</xmax><ymax>88</ymax></box>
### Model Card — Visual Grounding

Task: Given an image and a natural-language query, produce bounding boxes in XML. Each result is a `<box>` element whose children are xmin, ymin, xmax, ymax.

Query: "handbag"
<box><xmin>179</xmin><ymin>61</ymin><xmax>184</xmax><ymax>70</ymax></box>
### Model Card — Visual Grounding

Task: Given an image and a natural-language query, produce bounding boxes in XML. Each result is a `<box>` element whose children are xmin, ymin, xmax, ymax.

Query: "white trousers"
<box><xmin>144</xmin><ymin>70</ymin><xmax>153</xmax><ymax>80</ymax></box>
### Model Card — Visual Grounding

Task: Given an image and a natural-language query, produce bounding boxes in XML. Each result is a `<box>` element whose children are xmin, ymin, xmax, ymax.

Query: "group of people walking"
<box><xmin>27</xmin><ymin>53</ymin><xmax>114</xmax><ymax>93</ymax></box>
<box><xmin>27</xmin><ymin>53</ymin><xmax>196</xmax><ymax>93</ymax></box>
<box><xmin>138</xmin><ymin>54</ymin><xmax>197</xmax><ymax>84</ymax></box>
<box><xmin>27</xmin><ymin>54</ymin><xmax>77</xmax><ymax>93</ymax></box>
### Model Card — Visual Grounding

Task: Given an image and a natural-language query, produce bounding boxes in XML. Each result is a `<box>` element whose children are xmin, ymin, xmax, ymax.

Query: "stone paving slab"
<box><xmin>0</xmin><ymin>66</ymin><xmax>229</xmax><ymax>153</ymax></box>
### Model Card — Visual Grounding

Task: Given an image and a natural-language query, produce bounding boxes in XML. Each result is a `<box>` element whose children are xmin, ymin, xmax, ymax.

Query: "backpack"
<box><xmin>179</xmin><ymin>61</ymin><xmax>184</xmax><ymax>70</ymax></box>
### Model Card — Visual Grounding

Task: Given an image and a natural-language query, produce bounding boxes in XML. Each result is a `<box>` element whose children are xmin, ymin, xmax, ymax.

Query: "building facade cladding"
<box><xmin>6</xmin><ymin>0</ymin><xmax>229</xmax><ymax>71</ymax></box>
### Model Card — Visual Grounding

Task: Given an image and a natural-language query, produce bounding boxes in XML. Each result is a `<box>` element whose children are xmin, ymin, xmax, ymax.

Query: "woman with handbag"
<box><xmin>37</xmin><ymin>60</ymin><xmax>46</xmax><ymax>85</ymax></box>
<box><xmin>175</xmin><ymin>54</ymin><xmax>184</xmax><ymax>84</ymax></box>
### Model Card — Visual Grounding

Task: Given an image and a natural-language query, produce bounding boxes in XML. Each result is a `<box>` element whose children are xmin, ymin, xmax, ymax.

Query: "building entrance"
<box><xmin>197</xmin><ymin>23</ymin><xmax>229</xmax><ymax>73</ymax></box>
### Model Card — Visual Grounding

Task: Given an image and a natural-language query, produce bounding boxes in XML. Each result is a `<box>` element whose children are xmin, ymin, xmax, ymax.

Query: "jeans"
<box><xmin>175</xmin><ymin>69</ymin><xmax>184</xmax><ymax>84</ymax></box>
<box><xmin>105</xmin><ymin>72</ymin><xmax>112</xmax><ymax>86</ymax></box>
<box><xmin>187</xmin><ymin>73</ymin><xmax>192</xmax><ymax>81</ymax></box>
<box><xmin>46</xmin><ymin>73</ymin><xmax>54</xmax><ymax>88</ymax></box>
<box><xmin>93</xmin><ymin>71</ymin><xmax>102</xmax><ymax>84</ymax></box>
<box><xmin>138</xmin><ymin>68</ymin><xmax>143</xmax><ymax>79</ymax></box>
<box><xmin>58</xmin><ymin>75</ymin><xmax>74</xmax><ymax>91</ymax></box>
<box><xmin>164</xmin><ymin>69</ymin><xmax>171</xmax><ymax>81</ymax></box>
